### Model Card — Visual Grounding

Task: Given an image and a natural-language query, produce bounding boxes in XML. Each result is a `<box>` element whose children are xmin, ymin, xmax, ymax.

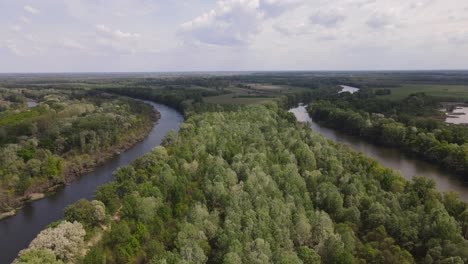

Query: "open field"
<box><xmin>203</xmin><ymin>93</ymin><xmax>277</xmax><ymax>104</ymax></box>
<box><xmin>374</xmin><ymin>84</ymin><xmax>468</xmax><ymax>101</ymax></box>
<box><xmin>203</xmin><ymin>84</ymin><xmax>303</xmax><ymax>104</ymax></box>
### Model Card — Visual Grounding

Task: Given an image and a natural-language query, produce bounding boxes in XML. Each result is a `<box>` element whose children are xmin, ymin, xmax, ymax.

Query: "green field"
<box><xmin>0</xmin><ymin>108</ymin><xmax>44</xmax><ymax>126</ymax></box>
<box><xmin>202</xmin><ymin>84</ymin><xmax>300</xmax><ymax>104</ymax></box>
<box><xmin>203</xmin><ymin>93</ymin><xmax>277</xmax><ymax>104</ymax></box>
<box><xmin>375</xmin><ymin>85</ymin><xmax>468</xmax><ymax>101</ymax></box>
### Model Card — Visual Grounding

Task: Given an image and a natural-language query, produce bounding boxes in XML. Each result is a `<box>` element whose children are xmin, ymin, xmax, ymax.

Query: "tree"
<box><xmin>41</xmin><ymin>154</ymin><xmax>63</xmax><ymax>182</ymax></box>
<box><xmin>298</xmin><ymin>246</ymin><xmax>321</xmax><ymax>264</ymax></box>
<box><xmin>95</xmin><ymin>183</ymin><xmax>120</xmax><ymax>214</ymax></box>
<box><xmin>64</xmin><ymin>199</ymin><xmax>106</xmax><ymax>227</ymax></box>
<box><xmin>83</xmin><ymin>247</ymin><xmax>106</xmax><ymax>264</ymax></box>
<box><xmin>28</xmin><ymin>221</ymin><xmax>85</xmax><ymax>261</ymax></box>
<box><xmin>14</xmin><ymin>249</ymin><xmax>63</xmax><ymax>264</ymax></box>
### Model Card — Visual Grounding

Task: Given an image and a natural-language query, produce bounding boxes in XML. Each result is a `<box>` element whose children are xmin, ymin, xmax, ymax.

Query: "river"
<box><xmin>339</xmin><ymin>85</ymin><xmax>360</xmax><ymax>94</ymax></box>
<box><xmin>446</xmin><ymin>107</ymin><xmax>468</xmax><ymax>125</ymax></box>
<box><xmin>0</xmin><ymin>101</ymin><xmax>183</xmax><ymax>264</ymax></box>
<box><xmin>289</xmin><ymin>105</ymin><xmax>468</xmax><ymax>202</ymax></box>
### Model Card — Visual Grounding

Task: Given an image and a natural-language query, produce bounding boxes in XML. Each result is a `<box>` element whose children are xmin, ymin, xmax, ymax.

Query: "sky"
<box><xmin>0</xmin><ymin>0</ymin><xmax>467</xmax><ymax>72</ymax></box>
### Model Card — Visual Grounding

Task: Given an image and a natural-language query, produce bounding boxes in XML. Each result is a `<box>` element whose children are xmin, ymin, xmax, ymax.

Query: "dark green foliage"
<box><xmin>83</xmin><ymin>247</ymin><xmax>106</xmax><ymax>264</ymax></box>
<box><xmin>375</xmin><ymin>89</ymin><xmax>392</xmax><ymax>96</ymax></box>
<box><xmin>64</xmin><ymin>199</ymin><xmax>105</xmax><ymax>228</ymax></box>
<box><xmin>95</xmin><ymin>183</ymin><xmax>119</xmax><ymax>214</ymax></box>
<box><xmin>298</xmin><ymin>247</ymin><xmax>321</xmax><ymax>264</ymax></box>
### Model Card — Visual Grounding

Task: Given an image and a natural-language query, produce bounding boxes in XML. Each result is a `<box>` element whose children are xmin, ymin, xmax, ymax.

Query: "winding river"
<box><xmin>289</xmin><ymin>105</ymin><xmax>468</xmax><ymax>202</ymax></box>
<box><xmin>2</xmin><ymin>102</ymin><xmax>467</xmax><ymax>263</ymax></box>
<box><xmin>0</xmin><ymin>101</ymin><xmax>183</xmax><ymax>264</ymax></box>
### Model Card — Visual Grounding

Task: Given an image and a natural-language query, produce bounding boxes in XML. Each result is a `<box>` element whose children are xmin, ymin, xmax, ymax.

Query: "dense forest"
<box><xmin>307</xmin><ymin>92</ymin><xmax>468</xmax><ymax>177</ymax></box>
<box><xmin>15</xmin><ymin>101</ymin><xmax>468</xmax><ymax>263</ymax></box>
<box><xmin>0</xmin><ymin>88</ymin><xmax>156</xmax><ymax>215</ymax></box>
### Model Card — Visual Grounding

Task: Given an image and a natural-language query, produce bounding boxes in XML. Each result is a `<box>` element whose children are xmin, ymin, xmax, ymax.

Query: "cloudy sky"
<box><xmin>0</xmin><ymin>0</ymin><xmax>467</xmax><ymax>72</ymax></box>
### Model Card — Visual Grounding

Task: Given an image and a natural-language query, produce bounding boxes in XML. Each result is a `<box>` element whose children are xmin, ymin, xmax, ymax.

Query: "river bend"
<box><xmin>0</xmin><ymin>101</ymin><xmax>183</xmax><ymax>263</ymax></box>
<box><xmin>289</xmin><ymin>105</ymin><xmax>468</xmax><ymax>202</ymax></box>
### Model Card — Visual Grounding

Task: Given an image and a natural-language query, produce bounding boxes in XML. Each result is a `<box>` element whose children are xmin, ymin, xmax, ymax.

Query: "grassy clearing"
<box><xmin>0</xmin><ymin>108</ymin><xmax>45</xmax><ymax>126</ymax></box>
<box><xmin>375</xmin><ymin>85</ymin><xmax>468</xmax><ymax>101</ymax></box>
<box><xmin>203</xmin><ymin>84</ymin><xmax>293</xmax><ymax>105</ymax></box>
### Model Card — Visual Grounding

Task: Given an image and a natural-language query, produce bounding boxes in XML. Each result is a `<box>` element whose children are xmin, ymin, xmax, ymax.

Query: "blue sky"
<box><xmin>0</xmin><ymin>0</ymin><xmax>467</xmax><ymax>72</ymax></box>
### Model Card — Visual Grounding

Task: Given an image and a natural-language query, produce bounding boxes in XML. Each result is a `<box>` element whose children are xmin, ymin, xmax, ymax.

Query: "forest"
<box><xmin>3</xmin><ymin>72</ymin><xmax>468</xmax><ymax>264</ymax></box>
<box><xmin>0</xmin><ymin>88</ymin><xmax>156</xmax><ymax>216</ymax></box>
<box><xmin>14</xmin><ymin>96</ymin><xmax>468</xmax><ymax>263</ymax></box>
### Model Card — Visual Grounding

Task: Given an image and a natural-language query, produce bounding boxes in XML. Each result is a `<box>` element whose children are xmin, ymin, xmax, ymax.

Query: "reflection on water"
<box><xmin>446</xmin><ymin>107</ymin><xmax>468</xmax><ymax>124</ymax></box>
<box><xmin>289</xmin><ymin>105</ymin><xmax>468</xmax><ymax>201</ymax></box>
<box><xmin>339</xmin><ymin>85</ymin><xmax>360</xmax><ymax>94</ymax></box>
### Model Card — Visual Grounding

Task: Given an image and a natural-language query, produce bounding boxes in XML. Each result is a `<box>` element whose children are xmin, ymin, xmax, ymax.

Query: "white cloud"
<box><xmin>366</xmin><ymin>13</ymin><xmax>395</xmax><ymax>29</ymax></box>
<box><xmin>410</xmin><ymin>0</ymin><xmax>434</xmax><ymax>9</ymax></box>
<box><xmin>1</xmin><ymin>0</ymin><xmax>468</xmax><ymax>71</ymax></box>
<box><xmin>309</xmin><ymin>11</ymin><xmax>345</xmax><ymax>28</ymax></box>
<box><xmin>96</xmin><ymin>25</ymin><xmax>140</xmax><ymax>39</ymax></box>
<box><xmin>180</xmin><ymin>0</ymin><xmax>302</xmax><ymax>46</ymax></box>
<box><xmin>180</xmin><ymin>0</ymin><xmax>262</xmax><ymax>46</ymax></box>
<box><xmin>20</xmin><ymin>16</ymin><xmax>31</xmax><ymax>24</ymax></box>
<box><xmin>273</xmin><ymin>22</ymin><xmax>310</xmax><ymax>36</ymax></box>
<box><xmin>60</xmin><ymin>39</ymin><xmax>85</xmax><ymax>50</ymax></box>
<box><xmin>259</xmin><ymin>0</ymin><xmax>304</xmax><ymax>17</ymax></box>
<box><xmin>24</xmin><ymin>5</ymin><xmax>40</xmax><ymax>15</ymax></box>
<box><xmin>11</xmin><ymin>25</ymin><xmax>22</xmax><ymax>32</ymax></box>
<box><xmin>447</xmin><ymin>30</ymin><xmax>468</xmax><ymax>45</ymax></box>
<box><xmin>4</xmin><ymin>40</ymin><xmax>25</xmax><ymax>56</ymax></box>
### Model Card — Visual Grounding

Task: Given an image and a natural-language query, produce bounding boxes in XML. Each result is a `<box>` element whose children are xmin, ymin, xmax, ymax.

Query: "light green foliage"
<box><xmin>19</xmin><ymin>221</ymin><xmax>85</xmax><ymax>262</ymax></box>
<box><xmin>14</xmin><ymin>249</ymin><xmax>63</xmax><ymax>264</ymax></box>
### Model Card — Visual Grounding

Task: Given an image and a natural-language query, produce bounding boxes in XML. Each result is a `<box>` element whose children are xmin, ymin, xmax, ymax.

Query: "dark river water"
<box><xmin>0</xmin><ymin>102</ymin><xmax>183</xmax><ymax>263</ymax></box>
<box><xmin>289</xmin><ymin>105</ymin><xmax>468</xmax><ymax>202</ymax></box>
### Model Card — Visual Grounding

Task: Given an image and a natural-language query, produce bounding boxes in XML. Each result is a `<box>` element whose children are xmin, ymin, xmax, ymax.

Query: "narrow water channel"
<box><xmin>289</xmin><ymin>105</ymin><xmax>468</xmax><ymax>202</ymax></box>
<box><xmin>0</xmin><ymin>101</ymin><xmax>183</xmax><ymax>264</ymax></box>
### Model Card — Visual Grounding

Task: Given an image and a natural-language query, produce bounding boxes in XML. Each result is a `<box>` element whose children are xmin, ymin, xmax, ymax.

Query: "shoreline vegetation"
<box><xmin>307</xmin><ymin>96</ymin><xmax>468</xmax><ymax>177</ymax></box>
<box><xmin>0</xmin><ymin>91</ymin><xmax>160</xmax><ymax>220</ymax></box>
<box><xmin>0</xmin><ymin>108</ymin><xmax>159</xmax><ymax>220</ymax></box>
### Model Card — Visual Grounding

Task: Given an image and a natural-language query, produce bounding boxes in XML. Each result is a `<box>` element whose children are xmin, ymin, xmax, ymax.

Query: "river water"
<box><xmin>289</xmin><ymin>105</ymin><xmax>468</xmax><ymax>202</ymax></box>
<box><xmin>0</xmin><ymin>102</ymin><xmax>183</xmax><ymax>263</ymax></box>
<box><xmin>339</xmin><ymin>85</ymin><xmax>360</xmax><ymax>94</ymax></box>
<box><xmin>446</xmin><ymin>107</ymin><xmax>468</xmax><ymax>125</ymax></box>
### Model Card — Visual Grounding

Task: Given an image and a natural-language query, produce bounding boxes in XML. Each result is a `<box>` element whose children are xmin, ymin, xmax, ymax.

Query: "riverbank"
<box><xmin>289</xmin><ymin>104</ymin><xmax>468</xmax><ymax>202</ymax></box>
<box><xmin>440</xmin><ymin>102</ymin><xmax>468</xmax><ymax>125</ymax></box>
<box><xmin>0</xmin><ymin>102</ymin><xmax>183</xmax><ymax>264</ymax></box>
<box><xmin>0</xmin><ymin>107</ymin><xmax>160</xmax><ymax>220</ymax></box>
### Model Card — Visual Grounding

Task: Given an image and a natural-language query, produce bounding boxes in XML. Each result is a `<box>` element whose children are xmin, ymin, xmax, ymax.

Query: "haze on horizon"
<box><xmin>0</xmin><ymin>0</ymin><xmax>467</xmax><ymax>73</ymax></box>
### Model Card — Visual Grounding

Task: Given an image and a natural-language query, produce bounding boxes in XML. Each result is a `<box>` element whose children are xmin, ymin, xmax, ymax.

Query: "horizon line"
<box><xmin>1</xmin><ymin>69</ymin><xmax>468</xmax><ymax>75</ymax></box>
